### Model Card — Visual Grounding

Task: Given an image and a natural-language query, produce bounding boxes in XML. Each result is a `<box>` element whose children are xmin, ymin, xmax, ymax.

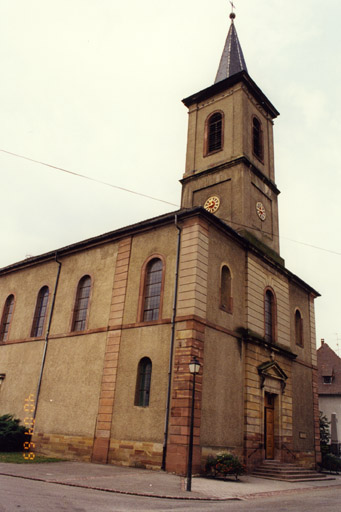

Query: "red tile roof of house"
<box><xmin>317</xmin><ymin>342</ymin><xmax>341</xmax><ymax>395</ymax></box>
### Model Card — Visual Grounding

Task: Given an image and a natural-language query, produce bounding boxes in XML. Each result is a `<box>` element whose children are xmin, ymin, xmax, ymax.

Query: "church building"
<box><xmin>0</xmin><ymin>12</ymin><xmax>321</xmax><ymax>474</ymax></box>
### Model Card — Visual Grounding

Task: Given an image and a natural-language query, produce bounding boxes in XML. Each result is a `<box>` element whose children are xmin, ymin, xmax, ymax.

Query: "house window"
<box><xmin>72</xmin><ymin>275</ymin><xmax>91</xmax><ymax>332</ymax></box>
<box><xmin>206</xmin><ymin>112</ymin><xmax>223</xmax><ymax>154</ymax></box>
<box><xmin>31</xmin><ymin>286</ymin><xmax>49</xmax><ymax>337</ymax></box>
<box><xmin>220</xmin><ymin>265</ymin><xmax>232</xmax><ymax>313</ymax></box>
<box><xmin>135</xmin><ymin>357</ymin><xmax>152</xmax><ymax>407</ymax></box>
<box><xmin>323</xmin><ymin>376</ymin><xmax>332</xmax><ymax>384</ymax></box>
<box><xmin>0</xmin><ymin>295</ymin><xmax>15</xmax><ymax>342</ymax></box>
<box><xmin>143</xmin><ymin>258</ymin><xmax>163</xmax><ymax>322</ymax></box>
<box><xmin>295</xmin><ymin>309</ymin><xmax>303</xmax><ymax>347</ymax></box>
<box><xmin>264</xmin><ymin>289</ymin><xmax>276</xmax><ymax>342</ymax></box>
<box><xmin>252</xmin><ymin>117</ymin><xmax>263</xmax><ymax>160</ymax></box>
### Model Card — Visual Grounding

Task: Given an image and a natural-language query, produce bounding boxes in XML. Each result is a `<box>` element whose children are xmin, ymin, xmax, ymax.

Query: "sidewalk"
<box><xmin>0</xmin><ymin>461</ymin><xmax>340</xmax><ymax>501</ymax></box>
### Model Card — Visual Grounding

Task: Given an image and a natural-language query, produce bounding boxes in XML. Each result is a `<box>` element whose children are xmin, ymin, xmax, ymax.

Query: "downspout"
<box><xmin>33</xmin><ymin>253</ymin><xmax>62</xmax><ymax>422</ymax></box>
<box><xmin>161</xmin><ymin>215</ymin><xmax>182</xmax><ymax>470</ymax></box>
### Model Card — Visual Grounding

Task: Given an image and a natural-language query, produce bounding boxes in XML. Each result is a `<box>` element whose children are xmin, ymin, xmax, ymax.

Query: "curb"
<box><xmin>0</xmin><ymin>472</ymin><xmax>242</xmax><ymax>501</ymax></box>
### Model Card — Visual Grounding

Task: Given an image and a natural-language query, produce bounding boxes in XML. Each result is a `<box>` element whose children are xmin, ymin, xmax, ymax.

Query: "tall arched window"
<box><xmin>206</xmin><ymin>112</ymin><xmax>223</xmax><ymax>154</ymax></box>
<box><xmin>135</xmin><ymin>357</ymin><xmax>152</xmax><ymax>407</ymax></box>
<box><xmin>252</xmin><ymin>117</ymin><xmax>263</xmax><ymax>160</ymax></box>
<box><xmin>143</xmin><ymin>258</ymin><xmax>163</xmax><ymax>322</ymax></box>
<box><xmin>264</xmin><ymin>289</ymin><xmax>276</xmax><ymax>342</ymax></box>
<box><xmin>31</xmin><ymin>286</ymin><xmax>49</xmax><ymax>337</ymax></box>
<box><xmin>295</xmin><ymin>309</ymin><xmax>303</xmax><ymax>347</ymax></box>
<box><xmin>220</xmin><ymin>265</ymin><xmax>232</xmax><ymax>313</ymax></box>
<box><xmin>72</xmin><ymin>275</ymin><xmax>91</xmax><ymax>332</ymax></box>
<box><xmin>0</xmin><ymin>295</ymin><xmax>15</xmax><ymax>342</ymax></box>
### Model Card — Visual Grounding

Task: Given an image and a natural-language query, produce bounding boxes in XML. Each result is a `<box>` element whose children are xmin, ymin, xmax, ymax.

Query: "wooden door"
<box><xmin>265</xmin><ymin>394</ymin><xmax>275</xmax><ymax>459</ymax></box>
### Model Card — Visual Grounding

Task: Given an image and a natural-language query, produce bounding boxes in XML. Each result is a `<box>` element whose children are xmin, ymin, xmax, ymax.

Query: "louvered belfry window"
<box><xmin>295</xmin><ymin>310</ymin><xmax>303</xmax><ymax>346</ymax></box>
<box><xmin>208</xmin><ymin>112</ymin><xmax>223</xmax><ymax>153</ymax></box>
<box><xmin>31</xmin><ymin>286</ymin><xmax>49</xmax><ymax>337</ymax></box>
<box><xmin>0</xmin><ymin>295</ymin><xmax>15</xmax><ymax>341</ymax></box>
<box><xmin>253</xmin><ymin>117</ymin><xmax>263</xmax><ymax>160</ymax></box>
<box><xmin>72</xmin><ymin>275</ymin><xmax>91</xmax><ymax>332</ymax></box>
<box><xmin>143</xmin><ymin>259</ymin><xmax>163</xmax><ymax>322</ymax></box>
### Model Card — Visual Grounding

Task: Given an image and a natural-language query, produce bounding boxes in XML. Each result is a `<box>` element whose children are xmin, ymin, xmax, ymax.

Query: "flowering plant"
<box><xmin>205</xmin><ymin>453</ymin><xmax>245</xmax><ymax>480</ymax></box>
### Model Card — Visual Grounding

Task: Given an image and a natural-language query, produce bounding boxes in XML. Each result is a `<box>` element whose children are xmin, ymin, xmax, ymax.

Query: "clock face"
<box><xmin>204</xmin><ymin>196</ymin><xmax>220</xmax><ymax>213</ymax></box>
<box><xmin>256</xmin><ymin>201</ymin><xmax>266</xmax><ymax>221</ymax></box>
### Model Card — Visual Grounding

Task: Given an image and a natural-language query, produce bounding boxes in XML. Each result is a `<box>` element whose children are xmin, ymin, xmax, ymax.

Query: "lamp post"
<box><xmin>186</xmin><ymin>356</ymin><xmax>201</xmax><ymax>492</ymax></box>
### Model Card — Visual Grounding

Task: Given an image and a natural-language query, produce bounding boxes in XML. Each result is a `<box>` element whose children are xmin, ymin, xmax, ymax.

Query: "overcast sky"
<box><xmin>0</xmin><ymin>0</ymin><xmax>340</xmax><ymax>353</ymax></box>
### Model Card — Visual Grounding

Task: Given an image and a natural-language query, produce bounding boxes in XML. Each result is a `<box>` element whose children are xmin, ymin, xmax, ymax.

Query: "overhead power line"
<box><xmin>222</xmin><ymin>218</ymin><xmax>341</xmax><ymax>257</ymax></box>
<box><xmin>0</xmin><ymin>149</ymin><xmax>179</xmax><ymax>208</ymax></box>
<box><xmin>1</xmin><ymin>148</ymin><xmax>340</xmax><ymax>257</ymax></box>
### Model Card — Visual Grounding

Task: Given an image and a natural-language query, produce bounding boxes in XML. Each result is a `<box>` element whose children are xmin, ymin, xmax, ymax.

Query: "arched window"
<box><xmin>0</xmin><ymin>295</ymin><xmax>15</xmax><ymax>342</ymax></box>
<box><xmin>252</xmin><ymin>117</ymin><xmax>263</xmax><ymax>160</ymax></box>
<box><xmin>143</xmin><ymin>258</ymin><xmax>163</xmax><ymax>322</ymax></box>
<box><xmin>135</xmin><ymin>357</ymin><xmax>152</xmax><ymax>407</ymax></box>
<box><xmin>264</xmin><ymin>289</ymin><xmax>276</xmax><ymax>342</ymax></box>
<box><xmin>31</xmin><ymin>286</ymin><xmax>49</xmax><ymax>337</ymax></box>
<box><xmin>220</xmin><ymin>265</ymin><xmax>232</xmax><ymax>313</ymax></box>
<box><xmin>206</xmin><ymin>112</ymin><xmax>223</xmax><ymax>154</ymax></box>
<box><xmin>72</xmin><ymin>275</ymin><xmax>91</xmax><ymax>332</ymax></box>
<box><xmin>295</xmin><ymin>309</ymin><xmax>303</xmax><ymax>347</ymax></box>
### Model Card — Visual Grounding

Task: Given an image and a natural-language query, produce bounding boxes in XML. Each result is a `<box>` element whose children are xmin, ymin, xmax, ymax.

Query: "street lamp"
<box><xmin>186</xmin><ymin>355</ymin><xmax>201</xmax><ymax>492</ymax></box>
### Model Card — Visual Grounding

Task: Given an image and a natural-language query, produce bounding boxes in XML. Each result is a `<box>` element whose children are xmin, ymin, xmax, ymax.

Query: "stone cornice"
<box><xmin>180</xmin><ymin>155</ymin><xmax>280</xmax><ymax>196</ymax></box>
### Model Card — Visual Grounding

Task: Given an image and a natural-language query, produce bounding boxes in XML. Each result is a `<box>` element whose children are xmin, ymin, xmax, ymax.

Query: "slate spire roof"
<box><xmin>215</xmin><ymin>12</ymin><xmax>248</xmax><ymax>84</ymax></box>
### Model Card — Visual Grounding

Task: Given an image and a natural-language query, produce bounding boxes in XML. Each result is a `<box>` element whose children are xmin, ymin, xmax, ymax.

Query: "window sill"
<box><xmin>220</xmin><ymin>305</ymin><xmax>233</xmax><ymax>315</ymax></box>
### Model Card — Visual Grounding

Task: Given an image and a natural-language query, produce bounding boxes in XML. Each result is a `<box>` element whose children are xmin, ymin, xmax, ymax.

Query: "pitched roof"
<box><xmin>317</xmin><ymin>342</ymin><xmax>341</xmax><ymax>395</ymax></box>
<box><xmin>215</xmin><ymin>13</ymin><xmax>248</xmax><ymax>83</ymax></box>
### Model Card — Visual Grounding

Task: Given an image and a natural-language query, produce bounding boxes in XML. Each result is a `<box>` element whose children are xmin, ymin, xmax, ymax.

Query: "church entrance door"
<box><xmin>265</xmin><ymin>393</ymin><xmax>275</xmax><ymax>459</ymax></box>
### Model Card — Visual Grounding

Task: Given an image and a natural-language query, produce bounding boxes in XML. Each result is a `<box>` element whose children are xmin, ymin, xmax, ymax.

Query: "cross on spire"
<box><xmin>229</xmin><ymin>1</ymin><xmax>236</xmax><ymax>21</ymax></box>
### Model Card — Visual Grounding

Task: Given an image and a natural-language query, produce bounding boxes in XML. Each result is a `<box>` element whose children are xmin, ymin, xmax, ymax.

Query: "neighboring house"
<box><xmin>317</xmin><ymin>340</ymin><xmax>341</xmax><ymax>454</ymax></box>
<box><xmin>0</xmin><ymin>13</ymin><xmax>321</xmax><ymax>474</ymax></box>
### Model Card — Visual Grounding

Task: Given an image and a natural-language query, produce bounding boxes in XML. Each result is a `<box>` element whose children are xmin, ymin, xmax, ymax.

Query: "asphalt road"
<box><xmin>0</xmin><ymin>475</ymin><xmax>341</xmax><ymax>512</ymax></box>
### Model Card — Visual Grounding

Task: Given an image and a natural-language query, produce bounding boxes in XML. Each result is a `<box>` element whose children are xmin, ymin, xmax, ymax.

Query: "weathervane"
<box><xmin>230</xmin><ymin>1</ymin><xmax>236</xmax><ymax>13</ymax></box>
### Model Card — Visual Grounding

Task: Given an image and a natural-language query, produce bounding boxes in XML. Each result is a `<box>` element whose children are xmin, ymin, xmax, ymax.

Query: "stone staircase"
<box><xmin>252</xmin><ymin>460</ymin><xmax>332</xmax><ymax>482</ymax></box>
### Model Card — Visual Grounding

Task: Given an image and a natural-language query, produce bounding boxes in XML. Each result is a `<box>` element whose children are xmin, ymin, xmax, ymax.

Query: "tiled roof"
<box><xmin>317</xmin><ymin>342</ymin><xmax>341</xmax><ymax>395</ymax></box>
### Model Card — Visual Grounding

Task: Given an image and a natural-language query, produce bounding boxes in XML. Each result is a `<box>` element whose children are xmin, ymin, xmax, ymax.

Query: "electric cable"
<box><xmin>1</xmin><ymin>148</ymin><xmax>340</xmax><ymax>257</ymax></box>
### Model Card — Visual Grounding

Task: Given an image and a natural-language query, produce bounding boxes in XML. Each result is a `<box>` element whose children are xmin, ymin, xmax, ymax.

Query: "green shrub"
<box><xmin>0</xmin><ymin>414</ymin><xmax>29</xmax><ymax>452</ymax></box>
<box><xmin>205</xmin><ymin>453</ymin><xmax>246</xmax><ymax>480</ymax></box>
<box><xmin>321</xmin><ymin>453</ymin><xmax>341</xmax><ymax>473</ymax></box>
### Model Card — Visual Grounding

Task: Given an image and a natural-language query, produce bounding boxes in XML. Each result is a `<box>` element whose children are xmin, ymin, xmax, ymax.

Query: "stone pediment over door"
<box><xmin>258</xmin><ymin>360</ymin><xmax>288</xmax><ymax>394</ymax></box>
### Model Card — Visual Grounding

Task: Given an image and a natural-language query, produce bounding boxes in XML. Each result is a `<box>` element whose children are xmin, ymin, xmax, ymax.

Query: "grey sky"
<box><xmin>0</xmin><ymin>0</ymin><xmax>340</xmax><ymax>353</ymax></box>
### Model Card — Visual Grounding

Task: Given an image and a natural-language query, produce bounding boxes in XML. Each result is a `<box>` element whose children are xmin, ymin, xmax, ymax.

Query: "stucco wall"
<box><xmin>0</xmin><ymin>243</ymin><xmax>117</xmax><ymax>342</ymax></box>
<box><xmin>201</xmin><ymin>329</ymin><xmax>244</xmax><ymax>449</ymax></box>
<box><xmin>110</xmin><ymin>324</ymin><xmax>171</xmax><ymax>443</ymax></box>
<box><xmin>289</xmin><ymin>282</ymin><xmax>313</xmax><ymax>365</ymax></box>
<box><xmin>206</xmin><ymin>225</ymin><xmax>245</xmax><ymax>330</ymax></box>
<box><xmin>50</xmin><ymin>244</ymin><xmax>117</xmax><ymax>334</ymax></box>
<box><xmin>246</xmin><ymin>255</ymin><xmax>290</xmax><ymax>348</ymax></box>
<box><xmin>292</xmin><ymin>363</ymin><xmax>315</xmax><ymax>451</ymax></box>
<box><xmin>0</xmin><ymin>341</ymin><xmax>44</xmax><ymax>419</ymax></box>
<box><xmin>123</xmin><ymin>225</ymin><xmax>178</xmax><ymax>325</ymax></box>
<box><xmin>319</xmin><ymin>395</ymin><xmax>341</xmax><ymax>444</ymax></box>
<box><xmin>34</xmin><ymin>333</ymin><xmax>106</xmax><ymax>437</ymax></box>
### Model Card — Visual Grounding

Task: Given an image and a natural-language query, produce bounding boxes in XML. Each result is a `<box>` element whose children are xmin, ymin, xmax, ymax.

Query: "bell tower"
<box><xmin>181</xmin><ymin>11</ymin><xmax>281</xmax><ymax>256</ymax></box>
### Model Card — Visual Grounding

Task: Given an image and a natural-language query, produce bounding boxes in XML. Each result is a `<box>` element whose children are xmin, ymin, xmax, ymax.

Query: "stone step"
<box><xmin>253</xmin><ymin>467</ymin><xmax>322</xmax><ymax>475</ymax></box>
<box><xmin>252</xmin><ymin>461</ymin><xmax>331</xmax><ymax>482</ymax></box>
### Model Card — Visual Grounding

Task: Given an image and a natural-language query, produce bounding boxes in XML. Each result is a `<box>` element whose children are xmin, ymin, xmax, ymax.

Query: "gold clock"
<box><xmin>256</xmin><ymin>201</ymin><xmax>266</xmax><ymax>221</ymax></box>
<box><xmin>204</xmin><ymin>196</ymin><xmax>220</xmax><ymax>213</ymax></box>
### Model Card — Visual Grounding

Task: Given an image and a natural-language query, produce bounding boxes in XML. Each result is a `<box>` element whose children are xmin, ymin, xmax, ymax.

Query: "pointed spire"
<box><xmin>215</xmin><ymin>11</ymin><xmax>248</xmax><ymax>84</ymax></box>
